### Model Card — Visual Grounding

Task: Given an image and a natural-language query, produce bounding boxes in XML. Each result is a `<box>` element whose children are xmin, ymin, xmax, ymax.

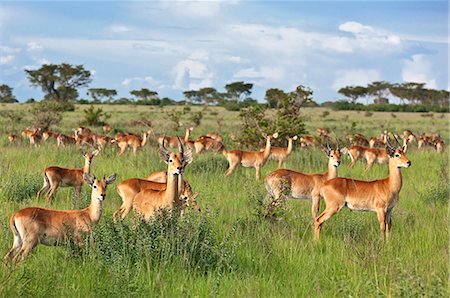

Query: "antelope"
<box><xmin>269</xmin><ymin>135</ymin><xmax>298</xmax><ymax>168</ymax></box>
<box><xmin>74</xmin><ymin>130</ymin><xmax>96</xmax><ymax>147</ymax></box>
<box><xmin>75</xmin><ymin>126</ymin><xmax>92</xmax><ymax>136</ymax></box>
<box><xmin>42</xmin><ymin>130</ymin><xmax>60</xmax><ymax>142</ymax></box>
<box><xmin>36</xmin><ymin>149</ymin><xmax>99</xmax><ymax>202</ymax></box>
<box><xmin>94</xmin><ymin>134</ymin><xmax>114</xmax><ymax>150</ymax></box>
<box><xmin>102</xmin><ymin>124</ymin><xmax>113</xmax><ymax>133</ymax></box>
<box><xmin>299</xmin><ymin>135</ymin><xmax>318</xmax><ymax>148</ymax></box>
<box><xmin>265</xmin><ymin>144</ymin><xmax>341</xmax><ymax>218</ymax></box>
<box><xmin>194</xmin><ymin>136</ymin><xmax>224</xmax><ymax>154</ymax></box>
<box><xmin>223</xmin><ymin>133</ymin><xmax>278</xmax><ymax>180</ymax></box>
<box><xmin>369</xmin><ymin>130</ymin><xmax>388</xmax><ymax>148</ymax></box>
<box><xmin>346</xmin><ymin>133</ymin><xmax>370</xmax><ymax>147</ymax></box>
<box><xmin>316</xmin><ymin>128</ymin><xmax>331</xmax><ymax>143</ymax></box>
<box><xmin>29</xmin><ymin>128</ymin><xmax>42</xmax><ymax>147</ymax></box>
<box><xmin>115</xmin><ymin>131</ymin><xmax>150</xmax><ymax>155</ymax></box>
<box><xmin>402</xmin><ymin>130</ymin><xmax>416</xmax><ymax>146</ymax></box>
<box><xmin>158</xmin><ymin>127</ymin><xmax>193</xmax><ymax>148</ymax></box>
<box><xmin>114</xmin><ymin>139</ymin><xmax>194</xmax><ymax>221</ymax></box>
<box><xmin>8</xmin><ymin>134</ymin><xmax>19</xmax><ymax>142</ymax></box>
<box><xmin>341</xmin><ymin>145</ymin><xmax>388</xmax><ymax>170</ymax></box>
<box><xmin>4</xmin><ymin>173</ymin><xmax>116</xmax><ymax>265</ymax></box>
<box><xmin>21</xmin><ymin>129</ymin><xmax>34</xmax><ymax>139</ymax></box>
<box><xmin>435</xmin><ymin>139</ymin><xmax>445</xmax><ymax>153</ymax></box>
<box><xmin>57</xmin><ymin>134</ymin><xmax>76</xmax><ymax>147</ymax></box>
<box><xmin>314</xmin><ymin>138</ymin><xmax>411</xmax><ymax>240</ymax></box>
<box><xmin>132</xmin><ymin>139</ymin><xmax>193</xmax><ymax>221</ymax></box>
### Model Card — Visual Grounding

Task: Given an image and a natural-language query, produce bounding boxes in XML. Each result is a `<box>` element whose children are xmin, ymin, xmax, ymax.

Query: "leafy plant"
<box><xmin>83</xmin><ymin>105</ymin><xmax>111</xmax><ymax>126</ymax></box>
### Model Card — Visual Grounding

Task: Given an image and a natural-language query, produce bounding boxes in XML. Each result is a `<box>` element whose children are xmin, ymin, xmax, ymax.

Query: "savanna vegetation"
<box><xmin>0</xmin><ymin>102</ymin><xmax>448</xmax><ymax>296</ymax></box>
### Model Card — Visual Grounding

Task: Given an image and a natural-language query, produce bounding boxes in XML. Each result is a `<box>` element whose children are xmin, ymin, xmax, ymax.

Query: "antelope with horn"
<box><xmin>4</xmin><ymin>173</ymin><xmax>116</xmax><ymax>265</ymax></box>
<box><xmin>194</xmin><ymin>136</ymin><xmax>224</xmax><ymax>154</ymax></box>
<box><xmin>341</xmin><ymin>145</ymin><xmax>390</xmax><ymax>170</ymax></box>
<box><xmin>265</xmin><ymin>142</ymin><xmax>341</xmax><ymax>218</ymax></box>
<box><xmin>132</xmin><ymin>138</ymin><xmax>193</xmax><ymax>221</ymax></box>
<box><xmin>157</xmin><ymin>127</ymin><xmax>194</xmax><ymax>148</ymax></box>
<box><xmin>57</xmin><ymin>133</ymin><xmax>76</xmax><ymax>147</ymax></box>
<box><xmin>315</xmin><ymin>136</ymin><xmax>411</xmax><ymax>240</ymax></box>
<box><xmin>269</xmin><ymin>135</ymin><xmax>298</xmax><ymax>168</ymax></box>
<box><xmin>222</xmin><ymin>133</ymin><xmax>278</xmax><ymax>180</ymax></box>
<box><xmin>36</xmin><ymin>149</ymin><xmax>99</xmax><ymax>203</ymax></box>
<box><xmin>115</xmin><ymin>130</ymin><xmax>150</xmax><ymax>155</ymax></box>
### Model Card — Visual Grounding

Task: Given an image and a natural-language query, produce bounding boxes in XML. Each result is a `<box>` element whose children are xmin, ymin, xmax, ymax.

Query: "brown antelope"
<box><xmin>341</xmin><ymin>145</ymin><xmax>389</xmax><ymax>170</ymax></box>
<box><xmin>402</xmin><ymin>130</ymin><xmax>416</xmax><ymax>146</ymax></box>
<box><xmin>4</xmin><ymin>173</ymin><xmax>116</xmax><ymax>265</ymax></box>
<box><xmin>223</xmin><ymin>133</ymin><xmax>278</xmax><ymax>180</ymax></box>
<box><xmin>8</xmin><ymin>134</ymin><xmax>19</xmax><ymax>142</ymax></box>
<box><xmin>29</xmin><ymin>128</ymin><xmax>42</xmax><ymax>147</ymax></box>
<box><xmin>346</xmin><ymin>133</ymin><xmax>370</xmax><ymax>147</ymax></box>
<box><xmin>194</xmin><ymin>136</ymin><xmax>224</xmax><ymax>154</ymax></box>
<box><xmin>36</xmin><ymin>149</ymin><xmax>99</xmax><ymax>202</ymax></box>
<box><xmin>115</xmin><ymin>131</ymin><xmax>150</xmax><ymax>155</ymax></box>
<box><xmin>158</xmin><ymin>127</ymin><xmax>194</xmax><ymax>148</ymax></box>
<box><xmin>316</xmin><ymin>127</ymin><xmax>331</xmax><ymax>143</ymax></box>
<box><xmin>265</xmin><ymin>144</ymin><xmax>341</xmax><ymax>218</ymax></box>
<box><xmin>132</xmin><ymin>139</ymin><xmax>193</xmax><ymax>221</ymax></box>
<box><xmin>74</xmin><ymin>130</ymin><xmax>96</xmax><ymax>147</ymax></box>
<box><xmin>299</xmin><ymin>135</ymin><xmax>318</xmax><ymax>148</ymax></box>
<box><xmin>435</xmin><ymin>139</ymin><xmax>445</xmax><ymax>153</ymax></box>
<box><xmin>21</xmin><ymin>129</ymin><xmax>33</xmax><ymax>139</ymax></box>
<box><xmin>42</xmin><ymin>130</ymin><xmax>60</xmax><ymax>142</ymax></box>
<box><xmin>94</xmin><ymin>134</ymin><xmax>114</xmax><ymax>150</ymax></box>
<box><xmin>369</xmin><ymin>130</ymin><xmax>388</xmax><ymax>148</ymax></box>
<box><xmin>114</xmin><ymin>139</ymin><xmax>194</xmax><ymax>221</ymax></box>
<box><xmin>269</xmin><ymin>135</ymin><xmax>298</xmax><ymax>168</ymax></box>
<box><xmin>75</xmin><ymin>126</ymin><xmax>92</xmax><ymax>135</ymax></box>
<box><xmin>314</xmin><ymin>139</ymin><xmax>411</xmax><ymax>240</ymax></box>
<box><xmin>102</xmin><ymin>124</ymin><xmax>113</xmax><ymax>133</ymax></box>
<box><xmin>57</xmin><ymin>134</ymin><xmax>76</xmax><ymax>147</ymax></box>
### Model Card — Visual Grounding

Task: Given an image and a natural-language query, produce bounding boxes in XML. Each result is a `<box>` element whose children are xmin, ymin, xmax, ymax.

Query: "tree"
<box><xmin>338</xmin><ymin>86</ymin><xmax>368</xmax><ymax>104</ymax></box>
<box><xmin>0</xmin><ymin>84</ymin><xmax>18</xmax><ymax>103</ymax></box>
<box><xmin>25</xmin><ymin>63</ymin><xmax>91</xmax><ymax>102</ymax></box>
<box><xmin>83</xmin><ymin>105</ymin><xmax>111</xmax><ymax>126</ymax></box>
<box><xmin>197</xmin><ymin>87</ymin><xmax>217</xmax><ymax>105</ymax></box>
<box><xmin>367</xmin><ymin>81</ymin><xmax>391</xmax><ymax>104</ymax></box>
<box><xmin>87</xmin><ymin>88</ymin><xmax>117</xmax><ymax>102</ymax></box>
<box><xmin>130</xmin><ymin>88</ymin><xmax>159</xmax><ymax>102</ymax></box>
<box><xmin>183</xmin><ymin>90</ymin><xmax>200</xmax><ymax>104</ymax></box>
<box><xmin>287</xmin><ymin>85</ymin><xmax>314</xmax><ymax>108</ymax></box>
<box><xmin>265</xmin><ymin>88</ymin><xmax>288</xmax><ymax>108</ymax></box>
<box><xmin>224</xmin><ymin>81</ymin><xmax>253</xmax><ymax>102</ymax></box>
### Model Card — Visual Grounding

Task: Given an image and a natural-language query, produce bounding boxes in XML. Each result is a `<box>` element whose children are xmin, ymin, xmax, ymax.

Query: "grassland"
<box><xmin>0</xmin><ymin>104</ymin><xmax>448</xmax><ymax>297</ymax></box>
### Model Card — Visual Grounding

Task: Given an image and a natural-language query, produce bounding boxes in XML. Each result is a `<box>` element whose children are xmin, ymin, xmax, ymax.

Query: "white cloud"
<box><xmin>110</xmin><ymin>25</ymin><xmax>132</xmax><ymax>34</ymax></box>
<box><xmin>0</xmin><ymin>45</ymin><xmax>21</xmax><ymax>54</ymax></box>
<box><xmin>121</xmin><ymin>76</ymin><xmax>158</xmax><ymax>87</ymax></box>
<box><xmin>0</xmin><ymin>55</ymin><xmax>15</xmax><ymax>65</ymax></box>
<box><xmin>27</xmin><ymin>42</ymin><xmax>43</xmax><ymax>51</ymax></box>
<box><xmin>401</xmin><ymin>54</ymin><xmax>436</xmax><ymax>88</ymax></box>
<box><xmin>227</xmin><ymin>55</ymin><xmax>248</xmax><ymax>63</ymax></box>
<box><xmin>160</xmin><ymin>0</ymin><xmax>239</xmax><ymax>18</ymax></box>
<box><xmin>332</xmin><ymin>69</ymin><xmax>381</xmax><ymax>90</ymax></box>
<box><xmin>339</xmin><ymin>21</ymin><xmax>375</xmax><ymax>35</ymax></box>
<box><xmin>172</xmin><ymin>59</ymin><xmax>214</xmax><ymax>90</ymax></box>
<box><xmin>233</xmin><ymin>66</ymin><xmax>284</xmax><ymax>83</ymax></box>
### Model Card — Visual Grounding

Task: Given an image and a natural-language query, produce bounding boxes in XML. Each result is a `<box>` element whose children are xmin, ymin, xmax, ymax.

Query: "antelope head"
<box><xmin>84</xmin><ymin>173</ymin><xmax>117</xmax><ymax>201</ymax></box>
<box><xmin>386</xmin><ymin>135</ymin><xmax>411</xmax><ymax>168</ymax></box>
<box><xmin>159</xmin><ymin>137</ymin><xmax>193</xmax><ymax>175</ymax></box>
<box><xmin>323</xmin><ymin>142</ymin><xmax>341</xmax><ymax>168</ymax></box>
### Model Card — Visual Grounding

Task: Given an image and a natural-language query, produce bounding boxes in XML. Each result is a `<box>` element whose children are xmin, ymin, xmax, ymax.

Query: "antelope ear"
<box><xmin>105</xmin><ymin>173</ymin><xmax>117</xmax><ymax>185</ymax></box>
<box><xmin>83</xmin><ymin>173</ymin><xmax>95</xmax><ymax>186</ymax></box>
<box><xmin>386</xmin><ymin>146</ymin><xmax>396</xmax><ymax>157</ymax></box>
<box><xmin>183</xmin><ymin>149</ymin><xmax>193</xmax><ymax>165</ymax></box>
<box><xmin>92</xmin><ymin>149</ymin><xmax>99</xmax><ymax>156</ymax></box>
<box><xmin>159</xmin><ymin>150</ymin><xmax>170</xmax><ymax>164</ymax></box>
<box><xmin>79</xmin><ymin>149</ymin><xmax>86</xmax><ymax>156</ymax></box>
<box><xmin>321</xmin><ymin>147</ymin><xmax>330</xmax><ymax>156</ymax></box>
<box><xmin>292</xmin><ymin>135</ymin><xmax>298</xmax><ymax>140</ymax></box>
<box><xmin>402</xmin><ymin>145</ymin><xmax>408</xmax><ymax>153</ymax></box>
<box><xmin>272</xmin><ymin>132</ymin><xmax>279</xmax><ymax>139</ymax></box>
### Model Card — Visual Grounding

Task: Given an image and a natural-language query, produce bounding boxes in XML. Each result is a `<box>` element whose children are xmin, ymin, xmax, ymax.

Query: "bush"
<box><xmin>83</xmin><ymin>105</ymin><xmax>111</xmax><ymax>126</ymax></box>
<box><xmin>30</xmin><ymin>101</ymin><xmax>64</xmax><ymax>130</ymax></box>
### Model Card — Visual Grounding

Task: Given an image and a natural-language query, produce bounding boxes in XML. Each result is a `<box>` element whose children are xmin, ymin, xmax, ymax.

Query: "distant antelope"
<box><xmin>132</xmin><ymin>138</ymin><xmax>193</xmax><ymax>221</ymax></box>
<box><xmin>7</xmin><ymin>134</ymin><xmax>19</xmax><ymax>142</ymax></box>
<box><xmin>115</xmin><ymin>131</ymin><xmax>150</xmax><ymax>155</ymax></box>
<box><xmin>158</xmin><ymin>127</ymin><xmax>193</xmax><ymax>148</ymax></box>
<box><xmin>315</xmin><ymin>138</ymin><xmax>411</xmax><ymax>240</ymax></box>
<box><xmin>194</xmin><ymin>136</ymin><xmax>224</xmax><ymax>154</ymax></box>
<box><xmin>265</xmin><ymin>143</ymin><xmax>341</xmax><ymax>218</ymax></box>
<box><xmin>4</xmin><ymin>173</ymin><xmax>116</xmax><ymax>265</ymax></box>
<box><xmin>316</xmin><ymin>127</ymin><xmax>331</xmax><ymax>143</ymax></box>
<box><xmin>29</xmin><ymin>128</ymin><xmax>42</xmax><ymax>147</ymax></box>
<box><xmin>269</xmin><ymin>135</ymin><xmax>298</xmax><ymax>168</ymax></box>
<box><xmin>36</xmin><ymin>149</ymin><xmax>99</xmax><ymax>202</ymax></box>
<box><xmin>369</xmin><ymin>130</ymin><xmax>388</xmax><ymax>148</ymax></box>
<box><xmin>435</xmin><ymin>139</ymin><xmax>445</xmax><ymax>153</ymax></box>
<box><xmin>341</xmin><ymin>145</ymin><xmax>388</xmax><ymax>170</ymax></box>
<box><xmin>42</xmin><ymin>130</ymin><xmax>60</xmax><ymax>142</ymax></box>
<box><xmin>57</xmin><ymin>134</ymin><xmax>76</xmax><ymax>147</ymax></box>
<box><xmin>222</xmin><ymin>133</ymin><xmax>278</xmax><ymax>180</ymax></box>
<box><xmin>102</xmin><ymin>124</ymin><xmax>113</xmax><ymax>133</ymax></box>
<box><xmin>75</xmin><ymin>126</ymin><xmax>92</xmax><ymax>136</ymax></box>
<box><xmin>299</xmin><ymin>135</ymin><xmax>318</xmax><ymax>148</ymax></box>
<box><xmin>346</xmin><ymin>133</ymin><xmax>370</xmax><ymax>147</ymax></box>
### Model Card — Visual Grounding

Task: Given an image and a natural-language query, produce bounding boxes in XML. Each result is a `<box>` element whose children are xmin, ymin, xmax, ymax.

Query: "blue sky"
<box><xmin>0</xmin><ymin>1</ymin><xmax>448</xmax><ymax>103</ymax></box>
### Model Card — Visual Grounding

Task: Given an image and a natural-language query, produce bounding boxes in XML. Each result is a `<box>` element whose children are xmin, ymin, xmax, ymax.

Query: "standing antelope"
<box><xmin>132</xmin><ymin>139</ymin><xmax>192</xmax><ymax>221</ymax></box>
<box><xmin>36</xmin><ymin>149</ymin><xmax>99</xmax><ymax>202</ymax></box>
<box><xmin>314</xmin><ymin>139</ymin><xmax>411</xmax><ymax>240</ymax></box>
<box><xmin>57</xmin><ymin>133</ymin><xmax>76</xmax><ymax>147</ymax></box>
<box><xmin>299</xmin><ymin>135</ymin><xmax>318</xmax><ymax>148</ymax></box>
<box><xmin>341</xmin><ymin>146</ymin><xmax>388</xmax><ymax>170</ymax></box>
<box><xmin>223</xmin><ymin>133</ymin><xmax>278</xmax><ymax>180</ymax></box>
<box><xmin>114</xmin><ymin>139</ymin><xmax>194</xmax><ymax>221</ymax></box>
<box><xmin>194</xmin><ymin>136</ymin><xmax>224</xmax><ymax>154</ymax></box>
<box><xmin>269</xmin><ymin>135</ymin><xmax>298</xmax><ymax>168</ymax></box>
<box><xmin>4</xmin><ymin>173</ymin><xmax>116</xmax><ymax>265</ymax></box>
<box><xmin>369</xmin><ymin>130</ymin><xmax>388</xmax><ymax>148</ymax></box>
<box><xmin>158</xmin><ymin>127</ymin><xmax>193</xmax><ymax>148</ymax></box>
<box><xmin>346</xmin><ymin>133</ymin><xmax>370</xmax><ymax>147</ymax></box>
<box><xmin>42</xmin><ymin>130</ymin><xmax>60</xmax><ymax>142</ymax></box>
<box><xmin>8</xmin><ymin>134</ymin><xmax>19</xmax><ymax>142</ymax></box>
<box><xmin>265</xmin><ymin>144</ymin><xmax>341</xmax><ymax>218</ymax></box>
<box><xmin>115</xmin><ymin>131</ymin><xmax>150</xmax><ymax>155</ymax></box>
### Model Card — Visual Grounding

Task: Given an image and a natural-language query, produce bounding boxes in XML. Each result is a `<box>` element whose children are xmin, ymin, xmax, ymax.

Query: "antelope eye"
<box><xmin>395</xmin><ymin>154</ymin><xmax>400</xmax><ymax>158</ymax></box>
<box><xmin>93</xmin><ymin>185</ymin><xmax>97</xmax><ymax>189</ymax></box>
<box><xmin>169</xmin><ymin>159</ymin><xmax>173</xmax><ymax>163</ymax></box>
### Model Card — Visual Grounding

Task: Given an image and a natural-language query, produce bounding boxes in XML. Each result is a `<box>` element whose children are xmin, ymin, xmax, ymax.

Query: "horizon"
<box><xmin>1</xmin><ymin>1</ymin><xmax>448</xmax><ymax>103</ymax></box>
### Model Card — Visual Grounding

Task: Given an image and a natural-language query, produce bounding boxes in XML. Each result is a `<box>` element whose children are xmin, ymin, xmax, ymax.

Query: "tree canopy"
<box><xmin>224</xmin><ymin>81</ymin><xmax>253</xmax><ymax>102</ymax></box>
<box><xmin>0</xmin><ymin>84</ymin><xmax>18</xmax><ymax>103</ymax></box>
<box><xmin>87</xmin><ymin>88</ymin><xmax>117</xmax><ymax>102</ymax></box>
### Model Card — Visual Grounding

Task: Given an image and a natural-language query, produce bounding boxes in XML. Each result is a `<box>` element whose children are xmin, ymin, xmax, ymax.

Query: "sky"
<box><xmin>0</xmin><ymin>0</ymin><xmax>448</xmax><ymax>103</ymax></box>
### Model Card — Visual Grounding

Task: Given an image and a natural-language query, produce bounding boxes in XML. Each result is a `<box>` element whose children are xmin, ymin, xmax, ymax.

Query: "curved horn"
<box><xmin>335</xmin><ymin>138</ymin><xmax>340</xmax><ymax>150</ymax></box>
<box><xmin>177</xmin><ymin>136</ymin><xmax>184</xmax><ymax>154</ymax></box>
<box><xmin>385</xmin><ymin>136</ymin><xmax>394</xmax><ymax>149</ymax></box>
<box><xmin>326</xmin><ymin>141</ymin><xmax>331</xmax><ymax>151</ymax></box>
<box><xmin>393</xmin><ymin>133</ymin><xmax>402</xmax><ymax>147</ymax></box>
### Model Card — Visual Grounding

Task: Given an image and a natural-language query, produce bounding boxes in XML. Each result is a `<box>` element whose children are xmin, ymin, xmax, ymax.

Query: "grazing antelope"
<box><xmin>42</xmin><ymin>130</ymin><xmax>60</xmax><ymax>142</ymax></box>
<box><xmin>158</xmin><ymin>127</ymin><xmax>194</xmax><ymax>148</ymax></box>
<box><xmin>314</xmin><ymin>139</ymin><xmax>411</xmax><ymax>240</ymax></box>
<box><xmin>4</xmin><ymin>173</ymin><xmax>116</xmax><ymax>265</ymax></box>
<box><xmin>132</xmin><ymin>139</ymin><xmax>193</xmax><ymax>221</ymax></box>
<box><xmin>223</xmin><ymin>133</ymin><xmax>278</xmax><ymax>180</ymax></box>
<box><xmin>265</xmin><ymin>144</ymin><xmax>341</xmax><ymax>218</ymax></box>
<box><xmin>115</xmin><ymin>131</ymin><xmax>150</xmax><ymax>155</ymax></box>
<box><xmin>74</xmin><ymin>130</ymin><xmax>96</xmax><ymax>147</ymax></box>
<box><xmin>269</xmin><ymin>135</ymin><xmax>298</xmax><ymax>168</ymax></box>
<box><xmin>29</xmin><ymin>128</ymin><xmax>42</xmax><ymax>147</ymax></box>
<box><xmin>102</xmin><ymin>124</ymin><xmax>113</xmax><ymax>133</ymax></box>
<box><xmin>402</xmin><ymin>130</ymin><xmax>416</xmax><ymax>146</ymax></box>
<box><xmin>435</xmin><ymin>139</ymin><xmax>445</xmax><ymax>153</ymax></box>
<box><xmin>341</xmin><ymin>146</ymin><xmax>388</xmax><ymax>170</ymax></box>
<box><xmin>57</xmin><ymin>134</ymin><xmax>76</xmax><ymax>147</ymax></box>
<box><xmin>94</xmin><ymin>134</ymin><xmax>114</xmax><ymax>150</ymax></box>
<box><xmin>114</xmin><ymin>139</ymin><xmax>194</xmax><ymax>221</ymax></box>
<box><xmin>7</xmin><ymin>134</ymin><xmax>19</xmax><ymax>142</ymax></box>
<box><xmin>194</xmin><ymin>136</ymin><xmax>224</xmax><ymax>154</ymax></box>
<box><xmin>316</xmin><ymin>128</ymin><xmax>331</xmax><ymax>143</ymax></box>
<box><xmin>369</xmin><ymin>130</ymin><xmax>388</xmax><ymax>148</ymax></box>
<box><xmin>299</xmin><ymin>135</ymin><xmax>318</xmax><ymax>148</ymax></box>
<box><xmin>346</xmin><ymin>133</ymin><xmax>370</xmax><ymax>147</ymax></box>
<box><xmin>36</xmin><ymin>149</ymin><xmax>99</xmax><ymax>202</ymax></box>
<box><xmin>75</xmin><ymin>126</ymin><xmax>92</xmax><ymax>136</ymax></box>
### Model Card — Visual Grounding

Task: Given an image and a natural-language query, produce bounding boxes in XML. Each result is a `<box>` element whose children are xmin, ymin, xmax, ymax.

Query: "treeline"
<box><xmin>1</xmin><ymin>63</ymin><xmax>448</xmax><ymax>113</ymax></box>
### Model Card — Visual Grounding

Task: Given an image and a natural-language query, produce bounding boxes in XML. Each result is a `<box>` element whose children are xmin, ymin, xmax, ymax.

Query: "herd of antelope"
<box><xmin>3</xmin><ymin>125</ymin><xmax>445</xmax><ymax>265</ymax></box>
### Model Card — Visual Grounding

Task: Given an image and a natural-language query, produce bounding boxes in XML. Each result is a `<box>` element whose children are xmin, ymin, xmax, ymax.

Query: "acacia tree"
<box><xmin>0</xmin><ymin>84</ymin><xmax>18</xmax><ymax>103</ymax></box>
<box><xmin>87</xmin><ymin>88</ymin><xmax>117</xmax><ymax>102</ymax></box>
<box><xmin>224</xmin><ymin>81</ymin><xmax>253</xmax><ymax>102</ymax></box>
<box><xmin>367</xmin><ymin>81</ymin><xmax>391</xmax><ymax>104</ymax></box>
<box><xmin>338</xmin><ymin>86</ymin><xmax>368</xmax><ymax>104</ymax></box>
<box><xmin>197</xmin><ymin>87</ymin><xmax>217</xmax><ymax>105</ymax></box>
<box><xmin>130</xmin><ymin>89</ymin><xmax>159</xmax><ymax>101</ymax></box>
<box><xmin>25</xmin><ymin>63</ymin><xmax>91</xmax><ymax>102</ymax></box>
<box><xmin>265</xmin><ymin>88</ymin><xmax>288</xmax><ymax>108</ymax></box>
<box><xmin>183</xmin><ymin>90</ymin><xmax>199</xmax><ymax>104</ymax></box>
<box><xmin>288</xmin><ymin>85</ymin><xmax>314</xmax><ymax>108</ymax></box>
